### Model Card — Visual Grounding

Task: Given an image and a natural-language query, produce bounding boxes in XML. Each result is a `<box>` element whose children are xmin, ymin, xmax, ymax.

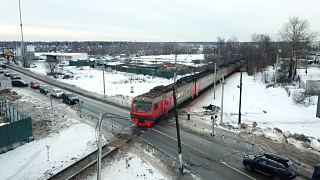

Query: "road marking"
<box><xmin>220</xmin><ymin>161</ymin><xmax>256</xmax><ymax>180</ymax></box>
<box><xmin>151</xmin><ymin>128</ymin><xmax>211</xmax><ymax>156</ymax></box>
<box><xmin>152</xmin><ymin>128</ymin><xmax>257</xmax><ymax>180</ymax></box>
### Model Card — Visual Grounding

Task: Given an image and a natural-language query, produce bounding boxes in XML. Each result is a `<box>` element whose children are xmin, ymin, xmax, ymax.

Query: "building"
<box><xmin>35</xmin><ymin>52</ymin><xmax>88</xmax><ymax>63</ymax></box>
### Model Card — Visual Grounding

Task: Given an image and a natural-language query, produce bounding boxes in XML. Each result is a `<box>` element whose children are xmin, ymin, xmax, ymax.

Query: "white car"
<box><xmin>51</xmin><ymin>88</ymin><xmax>64</xmax><ymax>98</ymax></box>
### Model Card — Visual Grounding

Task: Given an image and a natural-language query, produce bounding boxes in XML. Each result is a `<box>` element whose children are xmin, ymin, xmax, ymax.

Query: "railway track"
<box><xmin>48</xmin><ymin>127</ymin><xmax>148</xmax><ymax>180</ymax></box>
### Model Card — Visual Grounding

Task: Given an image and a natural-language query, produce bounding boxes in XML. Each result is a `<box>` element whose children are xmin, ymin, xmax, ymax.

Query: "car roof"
<box><xmin>31</xmin><ymin>81</ymin><xmax>39</xmax><ymax>83</ymax></box>
<box><xmin>12</xmin><ymin>79</ymin><xmax>24</xmax><ymax>82</ymax></box>
<box><xmin>264</xmin><ymin>153</ymin><xmax>289</xmax><ymax>163</ymax></box>
<box><xmin>64</xmin><ymin>91</ymin><xmax>75</xmax><ymax>95</ymax></box>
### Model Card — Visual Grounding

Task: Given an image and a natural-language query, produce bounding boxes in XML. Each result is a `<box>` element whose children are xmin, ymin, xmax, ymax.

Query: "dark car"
<box><xmin>243</xmin><ymin>152</ymin><xmax>296</xmax><ymax>180</ymax></box>
<box><xmin>62</xmin><ymin>92</ymin><xmax>79</xmax><ymax>105</ymax></box>
<box><xmin>39</xmin><ymin>85</ymin><xmax>51</xmax><ymax>94</ymax></box>
<box><xmin>4</xmin><ymin>70</ymin><xmax>11</xmax><ymax>76</ymax></box>
<box><xmin>11</xmin><ymin>74</ymin><xmax>21</xmax><ymax>80</ymax></box>
<box><xmin>11</xmin><ymin>80</ymin><xmax>28</xmax><ymax>87</ymax></box>
<box><xmin>0</xmin><ymin>64</ymin><xmax>6</xmax><ymax>69</ymax></box>
<box><xmin>30</xmin><ymin>81</ymin><xmax>41</xmax><ymax>89</ymax></box>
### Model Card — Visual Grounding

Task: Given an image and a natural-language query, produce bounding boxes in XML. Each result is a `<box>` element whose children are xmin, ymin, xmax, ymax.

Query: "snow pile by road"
<box><xmin>87</xmin><ymin>152</ymin><xmax>170</xmax><ymax>180</ymax></box>
<box><xmin>0</xmin><ymin>123</ymin><xmax>97</xmax><ymax>180</ymax></box>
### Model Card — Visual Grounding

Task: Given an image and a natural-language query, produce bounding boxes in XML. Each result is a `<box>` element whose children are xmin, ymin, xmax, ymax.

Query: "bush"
<box><xmin>292</xmin><ymin>91</ymin><xmax>306</xmax><ymax>104</ymax></box>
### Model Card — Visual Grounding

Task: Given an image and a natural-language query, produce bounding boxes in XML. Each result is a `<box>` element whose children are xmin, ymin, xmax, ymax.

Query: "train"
<box><xmin>130</xmin><ymin>58</ymin><xmax>246</xmax><ymax>126</ymax></box>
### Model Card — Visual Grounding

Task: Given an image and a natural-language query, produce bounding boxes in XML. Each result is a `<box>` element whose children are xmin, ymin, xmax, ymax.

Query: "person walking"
<box><xmin>187</xmin><ymin>108</ymin><xmax>191</xmax><ymax>120</ymax></box>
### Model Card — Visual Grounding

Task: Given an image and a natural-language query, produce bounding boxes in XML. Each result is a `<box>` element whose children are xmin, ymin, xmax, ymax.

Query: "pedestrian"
<box><xmin>187</xmin><ymin>108</ymin><xmax>191</xmax><ymax>120</ymax></box>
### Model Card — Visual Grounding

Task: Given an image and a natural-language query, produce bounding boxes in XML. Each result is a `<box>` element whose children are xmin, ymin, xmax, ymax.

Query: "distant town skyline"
<box><xmin>1</xmin><ymin>0</ymin><xmax>319</xmax><ymax>42</ymax></box>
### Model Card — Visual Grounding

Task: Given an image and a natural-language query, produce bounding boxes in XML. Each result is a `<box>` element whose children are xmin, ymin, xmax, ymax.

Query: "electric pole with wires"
<box><xmin>173</xmin><ymin>54</ymin><xmax>183</xmax><ymax>172</ymax></box>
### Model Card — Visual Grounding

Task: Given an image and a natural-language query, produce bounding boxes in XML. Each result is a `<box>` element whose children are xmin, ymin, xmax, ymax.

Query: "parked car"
<box><xmin>4</xmin><ymin>70</ymin><xmax>11</xmax><ymax>76</ymax></box>
<box><xmin>39</xmin><ymin>85</ymin><xmax>51</xmax><ymax>94</ymax></box>
<box><xmin>243</xmin><ymin>152</ymin><xmax>296</xmax><ymax>180</ymax></box>
<box><xmin>51</xmin><ymin>88</ymin><xmax>64</xmax><ymax>98</ymax></box>
<box><xmin>10</xmin><ymin>73</ymin><xmax>18</xmax><ymax>79</ymax></box>
<box><xmin>62</xmin><ymin>92</ymin><xmax>79</xmax><ymax>104</ymax></box>
<box><xmin>0</xmin><ymin>67</ymin><xmax>4</xmax><ymax>73</ymax></box>
<box><xmin>11</xmin><ymin>80</ymin><xmax>28</xmax><ymax>87</ymax></box>
<box><xmin>30</xmin><ymin>81</ymin><xmax>41</xmax><ymax>89</ymax></box>
<box><xmin>11</xmin><ymin>74</ymin><xmax>21</xmax><ymax>80</ymax></box>
<box><xmin>0</xmin><ymin>64</ymin><xmax>6</xmax><ymax>69</ymax></box>
<box><xmin>63</xmin><ymin>73</ymin><xmax>74</xmax><ymax>79</ymax></box>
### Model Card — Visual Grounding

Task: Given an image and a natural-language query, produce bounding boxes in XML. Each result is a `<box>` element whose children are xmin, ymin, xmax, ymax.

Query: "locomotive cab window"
<box><xmin>133</xmin><ymin>100</ymin><xmax>152</xmax><ymax>111</ymax></box>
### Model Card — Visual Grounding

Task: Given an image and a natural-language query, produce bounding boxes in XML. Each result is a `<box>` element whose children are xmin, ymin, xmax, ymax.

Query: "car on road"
<box><xmin>51</xmin><ymin>88</ymin><xmax>64</xmax><ymax>98</ymax></box>
<box><xmin>39</xmin><ymin>85</ymin><xmax>51</xmax><ymax>94</ymax></box>
<box><xmin>4</xmin><ymin>70</ymin><xmax>11</xmax><ymax>76</ymax></box>
<box><xmin>11</xmin><ymin>80</ymin><xmax>28</xmax><ymax>87</ymax></box>
<box><xmin>61</xmin><ymin>92</ymin><xmax>79</xmax><ymax>104</ymax></box>
<box><xmin>11</xmin><ymin>74</ymin><xmax>21</xmax><ymax>80</ymax></box>
<box><xmin>243</xmin><ymin>152</ymin><xmax>296</xmax><ymax>180</ymax></box>
<box><xmin>0</xmin><ymin>64</ymin><xmax>6</xmax><ymax>69</ymax></box>
<box><xmin>30</xmin><ymin>81</ymin><xmax>41</xmax><ymax>89</ymax></box>
<box><xmin>0</xmin><ymin>67</ymin><xmax>4</xmax><ymax>73</ymax></box>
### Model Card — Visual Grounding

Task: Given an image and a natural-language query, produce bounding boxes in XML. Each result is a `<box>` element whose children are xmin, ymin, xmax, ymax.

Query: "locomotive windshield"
<box><xmin>133</xmin><ymin>100</ymin><xmax>152</xmax><ymax>111</ymax></box>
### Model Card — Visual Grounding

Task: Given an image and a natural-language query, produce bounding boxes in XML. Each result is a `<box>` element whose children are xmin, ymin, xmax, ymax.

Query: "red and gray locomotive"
<box><xmin>130</xmin><ymin>59</ymin><xmax>245</xmax><ymax>126</ymax></box>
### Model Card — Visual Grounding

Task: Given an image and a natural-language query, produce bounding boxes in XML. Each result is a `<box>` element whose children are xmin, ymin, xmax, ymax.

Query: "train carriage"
<box><xmin>131</xmin><ymin>58</ymin><xmax>246</xmax><ymax>126</ymax></box>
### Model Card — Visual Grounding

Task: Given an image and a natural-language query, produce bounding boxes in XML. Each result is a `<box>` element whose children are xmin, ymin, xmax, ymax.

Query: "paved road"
<box><xmin>1</xmin><ymin>69</ymin><xmax>144</xmax><ymax>136</ymax></box>
<box><xmin>141</xmin><ymin>122</ymin><xmax>271</xmax><ymax>180</ymax></box>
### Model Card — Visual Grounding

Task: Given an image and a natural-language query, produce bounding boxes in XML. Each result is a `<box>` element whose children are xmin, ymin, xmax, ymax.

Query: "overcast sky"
<box><xmin>1</xmin><ymin>0</ymin><xmax>319</xmax><ymax>42</ymax></box>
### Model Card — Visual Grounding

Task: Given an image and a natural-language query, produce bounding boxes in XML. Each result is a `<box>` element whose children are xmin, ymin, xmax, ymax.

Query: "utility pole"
<box><xmin>19</xmin><ymin>0</ymin><xmax>26</xmax><ymax>67</ymax></box>
<box><xmin>220</xmin><ymin>75</ymin><xmax>225</xmax><ymax>124</ymax></box>
<box><xmin>214</xmin><ymin>62</ymin><xmax>216</xmax><ymax>99</ymax></box>
<box><xmin>103</xmin><ymin>64</ymin><xmax>105</xmax><ymax>96</ymax></box>
<box><xmin>97</xmin><ymin>113</ymin><xmax>102</xmax><ymax>180</ymax></box>
<box><xmin>238</xmin><ymin>72</ymin><xmax>243</xmax><ymax>124</ymax></box>
<box><xmin>173</xmin><ymin>54</ymin><xmax>183</xmax><ymax>172</ymax></box>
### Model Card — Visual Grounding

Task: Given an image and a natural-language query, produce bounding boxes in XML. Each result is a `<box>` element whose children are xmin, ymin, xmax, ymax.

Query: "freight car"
<box><xmin>130</xmin><ymin>59</ymin><xmax>246</xmax><ymax>126</ymax></box>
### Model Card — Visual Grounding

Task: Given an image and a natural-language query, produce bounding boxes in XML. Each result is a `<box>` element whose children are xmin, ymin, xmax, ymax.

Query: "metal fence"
<box><xmin>5</xmin><ymin>100</ymin><xmax>25</xmax><ymax>122</ymax></box>
<box><xmin>0</xmin><ymin>117</ymin><xmax>32</xmax><ymax>150</ymax></box>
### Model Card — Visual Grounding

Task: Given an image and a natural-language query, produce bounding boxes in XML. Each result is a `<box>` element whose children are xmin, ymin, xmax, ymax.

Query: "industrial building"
<box><xmin>35</xmin><ymin>52</ymin><xmax>88</xmax><ymax>63</ymax></box>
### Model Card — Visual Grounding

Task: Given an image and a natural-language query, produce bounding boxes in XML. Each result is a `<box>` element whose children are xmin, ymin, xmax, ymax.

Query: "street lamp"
<box><xmin>19</xmin><ymin>0</ymin><xmax>26</xmax><ymax>67</ymax></box>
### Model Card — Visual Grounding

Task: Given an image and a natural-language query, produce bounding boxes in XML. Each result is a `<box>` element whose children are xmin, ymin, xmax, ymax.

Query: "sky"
<box><xmin>1</xmin><ymin>0</ymin><xmax>319</xmax><ymax>42</ymax></box>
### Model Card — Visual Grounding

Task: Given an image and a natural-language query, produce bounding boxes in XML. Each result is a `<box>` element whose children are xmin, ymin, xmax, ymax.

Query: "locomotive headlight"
<box><xmin>147</xmin><ymin>112</ymin><xmax>151</xmax><ymax>116</ymax></box>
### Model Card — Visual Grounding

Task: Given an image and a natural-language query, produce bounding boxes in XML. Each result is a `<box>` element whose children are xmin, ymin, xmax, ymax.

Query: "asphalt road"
<box><xmin>141</xmin><ymin>122</ymin><xmax>271</xmax><ymax>180</ymax></box>
<box><xmin>2</xmin><ymin>67</ymin><xmax>272</xmax><ymax>180</ymax></box>
<box><xmin>1</xmin><ymin>68</ymin><xmax>144</xmax><ymax>136</ymax></box>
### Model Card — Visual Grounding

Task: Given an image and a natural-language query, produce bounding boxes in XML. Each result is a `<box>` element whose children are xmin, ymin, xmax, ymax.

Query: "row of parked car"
<box><xmin>1</xmin><ymin>70</ymin><xmax>80</xmax><ymax>105</ymax></box>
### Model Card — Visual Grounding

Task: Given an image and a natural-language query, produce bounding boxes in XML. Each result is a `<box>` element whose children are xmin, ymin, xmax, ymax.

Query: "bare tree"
<box><xmin>278</xmin><ymin>17</ymin><xmax>318</xmax><ymax>80</ymax></box>
<box><xmin>45</xmin><ymin>62</ymin><xmax>58</xmax><ymax>76</ymax></box>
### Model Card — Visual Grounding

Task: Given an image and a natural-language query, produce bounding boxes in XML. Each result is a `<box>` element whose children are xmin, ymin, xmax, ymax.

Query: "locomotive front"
<box><xmin>130</xmin><ymin>96</ymin><xmax>154</xmax><ymax>126</ymax></box>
